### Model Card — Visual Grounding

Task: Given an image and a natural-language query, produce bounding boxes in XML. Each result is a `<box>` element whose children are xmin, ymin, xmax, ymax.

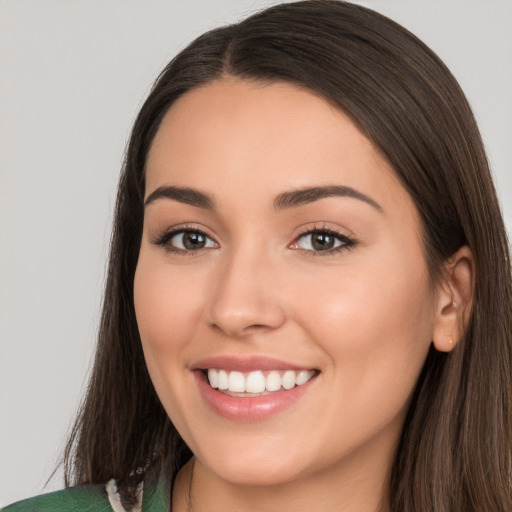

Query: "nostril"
<box><xmin>209</xmin><ymin>320</ymin><xmax>276</xmax><ymax>338</ymax></box>
<box><xmin>247</xmin><ymin>324</ymin><xmax>269</xmax><ymax>330</ymax></box>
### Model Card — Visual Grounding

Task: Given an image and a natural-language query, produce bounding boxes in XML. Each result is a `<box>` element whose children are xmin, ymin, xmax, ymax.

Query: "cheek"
<box><xmin>133</xmin><ymin>255</ymin><xmax>209</xmax><ymax>402</ymax></box>
<box><xmin>134</xmin><ymin>258</ymin><xmax>203</xmax><ymax>351</ymax></box>
<box><xmin>133</xmin><ymin>256</ymin><xmax>209</xmax><ymax>436</ymax></box>
<box><xmin>295</xmin><ymin>255</ymin><xmax>435</xmax><ymax>417</ymax></box>
<box><xmin>298</xmin><ymin>254</ymin><xmax>433</xmax><ymax>342</ymax></box>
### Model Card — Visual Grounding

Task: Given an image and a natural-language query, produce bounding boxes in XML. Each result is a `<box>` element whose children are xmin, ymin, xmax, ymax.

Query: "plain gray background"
<box><xmin>1</xmin><ymin>0</ymin><xmax>511</xmax><ymax>506</ymax></box>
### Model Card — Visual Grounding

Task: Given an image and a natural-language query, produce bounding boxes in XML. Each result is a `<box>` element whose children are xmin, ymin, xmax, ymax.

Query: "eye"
<box><xmin>290</xmin><ymin>228</ymin><xmax>356</xmax><ymax>254</ymax></box>
<box><xmin>172</xmin><ymin>231</ymin><xmax>216</xmax><ymax>250</ymax></box>
<box><xmin>153</xmin><ymin>228</ymin><xmax>218</xmax><ymax>254</ymax></box>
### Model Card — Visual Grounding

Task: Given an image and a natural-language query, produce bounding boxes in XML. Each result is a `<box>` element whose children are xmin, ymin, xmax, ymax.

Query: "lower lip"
<box><xmin>194</xmin><ymin>371</ymin><xmax>316</xmax><ymax>421</ymax></box>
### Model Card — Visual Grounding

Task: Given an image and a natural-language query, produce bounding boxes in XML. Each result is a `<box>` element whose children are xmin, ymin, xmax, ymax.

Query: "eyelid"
<box><xmin>151</xmin><ymin>223</ymin><xmax>219</xmax><ymax>255</ymax></box>
<box><xmin>288</xmin><ymin>223</ymin><xmax>357</xmax><ymax>255</ymax></box>
<box><xmin>150</xmin><ymin>222</ymin><xmax>356</xmax><ymax>256</ymax></box>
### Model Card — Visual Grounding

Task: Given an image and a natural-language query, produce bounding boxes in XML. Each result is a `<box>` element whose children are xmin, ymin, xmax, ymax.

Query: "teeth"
<box><xmin>206</xmin><ymin>368</ymin><xmax>315</xmax><ymax>393</ymax></box>
<box><xmin>296</xmin><ymin>370</ymin><xmax>312</xmax><ymax>386</ymax></box>
<box><xmin>246</xmin><ymin>371</ymin><xmax>266</xmax><ymax>393</ymax></box>
<box><xmin>217</xmin><ymin>370</ymin><xmax>228</xmax><ymax>390</ymax></box>
<box><xmin>228</xmin><ymin>371</ymin><xmax>245</xmax><ymax>392</ymax></box>
<box><xmin>266</xmin><ymin>371</ymin><xmax>281</xmax><ymax>392</ymax></box>
<box><xmin>282</xmin><ymin>370</ymin><xmax>296</xmax><ymax>390</ymax></box>
<box><xmin>207</xmin><ymin>368</ymin><xmax>219</xmax><ymax>388</ymax></box>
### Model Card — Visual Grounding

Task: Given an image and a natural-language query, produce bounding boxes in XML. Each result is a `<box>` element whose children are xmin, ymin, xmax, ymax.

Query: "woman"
<box><xmin>3</xmin><ymin>1</ymin><xmax>511</xmax><ymax>510</ymax></box>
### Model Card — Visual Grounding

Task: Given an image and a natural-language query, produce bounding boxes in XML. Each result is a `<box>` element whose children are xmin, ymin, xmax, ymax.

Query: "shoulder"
<box><xmin>1</xmin><ymin>484</ymin><xmax>112</xmax><ymax>512</ymax></box>
<box><xmin>1</xmin><ymin>478</ymin><xmax>169</xmax><ymax>512</ymax></box>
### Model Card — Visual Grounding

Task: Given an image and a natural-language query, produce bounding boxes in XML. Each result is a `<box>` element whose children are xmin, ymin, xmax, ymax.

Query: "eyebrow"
<box><xmin>144</xmin><ymin>186</ymin><xmax>214</xmax><ymax>209</ymax></box>
<box><xmin>273</xmin><ymin>185</ymin><xmax>383</xmax><ymax>212</ymax></box>
<box><xmin>144</xmin><ymin>184</ymin><xmax>383</xmax><ymax>213</ymax></box>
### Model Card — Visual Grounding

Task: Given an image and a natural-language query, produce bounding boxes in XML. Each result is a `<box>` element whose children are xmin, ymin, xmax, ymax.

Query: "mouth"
<box><xmin>203</xmin><ymin>368</ymin><xmax>319</xmax><ymax>396</ymax></box>
<box><xmin>192</xmin><ymin>356</ymin><xmax>320</xmax><ymax>420</ymax></box>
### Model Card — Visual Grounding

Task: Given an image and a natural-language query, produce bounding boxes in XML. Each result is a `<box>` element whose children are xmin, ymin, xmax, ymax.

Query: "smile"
<box><xmin>193</xmin><ymin>357</ymin><xmax>320</xmax><ymax>420</ymax></box>
<box><xmin>206</xmin><ymin>369</ymin><xmax>316</xmax><ymax>395</ymax></box>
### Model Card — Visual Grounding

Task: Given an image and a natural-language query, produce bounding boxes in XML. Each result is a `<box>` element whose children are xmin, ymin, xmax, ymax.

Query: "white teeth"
<box><xmin>228</xmin><ymin>371</ymin><xmax>245</xmax><ymax>392</ymax></box>
<box><xmin>296</xmin><ymin>370</ymin><xmax>313</xmax><ymax>386</ymax></box>
<box><xmin>217</xmin><ymin>370</ymin><xmax>229</xmax><ymax>390</ymax></box>
<box><xmin>282</xmin><ymin>370</ymin><xmax>296</xmax><ymax>390</ymax></box>
<box><xmin>206</xmin><ymin>368</ymin><xmax>316</xmax><ymax>393</ymax></box>
<box><xmin>245</xmin><ymin>370</ymin><xmax>266</xmax><ymax>393</ymax></box>
<box><xmin>266</xmin><ymin>371</ymin><xmax>282</xmax><ymax>392</ymax></box>
<box><xmin>207</xmin><ymin>369</ymin><xmax>218</xmax><ymax>388</ymax></box>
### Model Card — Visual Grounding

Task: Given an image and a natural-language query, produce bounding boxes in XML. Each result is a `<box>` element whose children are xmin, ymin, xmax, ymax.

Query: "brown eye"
<box><xmin>161</xmin><ymin>230</ymin><xmax>217</xmax><ymax>252</ymax></box>
<box><xmin>292</xmin><ymin>229</ymin><xmax>355</xmax><ymax>254</ymax></box>
<box><xmin>180</xmin><ymin>231</ymin><xmax>207</xmax><ymax>250</ymax></box>
<box><xmin>310</xmin><ymin>232</ymin><xmax>337</xmax><ymax>251</ymax></box>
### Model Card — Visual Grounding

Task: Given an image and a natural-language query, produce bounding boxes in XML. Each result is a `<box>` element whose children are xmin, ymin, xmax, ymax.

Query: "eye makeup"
<box><xmin>151</xmin><ymin>221</ymin><xmax>357</xmax><ymax>257</ymax></box>
<box><xmin>289</xmin><ymin>223</ymin><xmax>357</xmax><ymax>256</ymax></box>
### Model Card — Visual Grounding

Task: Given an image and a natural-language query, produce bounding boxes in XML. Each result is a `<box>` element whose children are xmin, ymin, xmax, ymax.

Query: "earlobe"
<box><xmin>432</xmin><ymin>246</ymin><xmax>474</xmax><ymax>353</ymax></box>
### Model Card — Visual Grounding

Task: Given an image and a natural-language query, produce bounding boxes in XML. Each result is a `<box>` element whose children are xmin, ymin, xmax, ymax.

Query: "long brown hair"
<box><xmin>62</xmin><ymin>1</ymin><xmax>512</xmax><ymax>509</ymax></box>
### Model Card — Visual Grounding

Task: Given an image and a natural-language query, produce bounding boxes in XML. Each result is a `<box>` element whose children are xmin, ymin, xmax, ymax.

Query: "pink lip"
<box><xmin>193</xmin><ymin>368</ymin><xmax>318</xmax><ymax>422</ymax></box>
<box><xmin>192</xmin><ymin>355</ymin><xmax>313</xmax><ymax>372</ymax></box>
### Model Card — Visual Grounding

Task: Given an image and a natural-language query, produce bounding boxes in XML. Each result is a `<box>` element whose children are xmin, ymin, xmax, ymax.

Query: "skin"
<box><xmin>134</xmin><ymin>79</ymin><xmax>468</xmax><ymax>511</ymax></box>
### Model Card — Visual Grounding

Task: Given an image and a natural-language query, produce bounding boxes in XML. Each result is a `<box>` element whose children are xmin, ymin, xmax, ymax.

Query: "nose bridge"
<box><xmin>207</xmin><ymin>238</ymin><xmax>285</xmax><ymax>337</ymax></box>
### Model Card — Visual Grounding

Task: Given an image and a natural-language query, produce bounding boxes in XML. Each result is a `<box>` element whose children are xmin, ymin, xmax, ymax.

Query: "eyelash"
<box><xmin>151</xmin><ymin>224</ymin><xmax>357</xmax><ymax>256</ymax></box>
<box><xmin>291</xmin><ymin>224</ymin><xmax>357</xmax><ymax>257</ymax></box>
<box><xmin>151</xmin><ymin>224</ymin><xmax>216</xmax><ymax>255</ymax></box>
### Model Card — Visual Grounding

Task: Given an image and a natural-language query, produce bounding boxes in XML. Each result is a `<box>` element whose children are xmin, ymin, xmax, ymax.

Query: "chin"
<box><xmin>193</xmin><ymin>435</ymin><xmax>311</xmax><ymax>487</ymax></box>
<box><xmin>206</xmin><ymin>458</ymin><xmax>304</xmax><ymax>488</ymax></box>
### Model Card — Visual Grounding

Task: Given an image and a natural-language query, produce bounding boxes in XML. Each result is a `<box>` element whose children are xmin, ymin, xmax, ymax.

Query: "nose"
<box><xmin>206</xmin><ymin>245</ymin><xmax>286</xmax><ymax>339</ymax></box>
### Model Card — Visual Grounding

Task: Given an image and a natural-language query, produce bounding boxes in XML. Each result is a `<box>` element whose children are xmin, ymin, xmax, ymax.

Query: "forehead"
<box><xmin>145</xmin><ymin>78</ymin><xmax>414</xmax><ymax>221</ymax></box>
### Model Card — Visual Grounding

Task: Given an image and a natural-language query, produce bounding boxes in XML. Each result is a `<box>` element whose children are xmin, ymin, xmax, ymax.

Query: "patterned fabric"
<box><xmin>1</xmin><ymin>478</ymin><xmax>170</xmax><ymax>512</ymax></box>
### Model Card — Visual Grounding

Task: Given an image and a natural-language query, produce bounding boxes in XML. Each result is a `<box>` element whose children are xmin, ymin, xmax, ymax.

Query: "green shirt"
<box><xmin>1</xmin><ymin>478</ymin><xmax>170</xmax><ymax>512</ymax></box>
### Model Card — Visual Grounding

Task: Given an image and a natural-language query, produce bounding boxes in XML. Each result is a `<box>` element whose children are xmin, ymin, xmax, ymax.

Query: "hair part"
<box><xmin>62</xmin><ymin>1</ymin><xmax>512</xmax><ymax>510</ymax></box>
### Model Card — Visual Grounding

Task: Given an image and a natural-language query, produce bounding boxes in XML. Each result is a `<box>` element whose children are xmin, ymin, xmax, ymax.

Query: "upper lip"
<box><xmin>192</xmin><ymin>356</ymin><xmax>317</xmax><ymax>373</ymax></box>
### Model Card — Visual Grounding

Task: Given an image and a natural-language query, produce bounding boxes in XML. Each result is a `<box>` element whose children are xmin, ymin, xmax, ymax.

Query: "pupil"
<box><xmin>312</xmin><ymin>233</ymin><xmax>334</xmax><ymax>251</ymax></box>
<box><xmin>183</xmin><ymin>232</ymin><xmax>205</xmax><ymax>250</ymax></box>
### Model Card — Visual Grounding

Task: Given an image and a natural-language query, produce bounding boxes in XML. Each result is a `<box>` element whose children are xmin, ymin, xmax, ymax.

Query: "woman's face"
<box><xmin>134</xmin><ymin>79</ymin><xmax>438</xmax><ymax>488</ymax></box>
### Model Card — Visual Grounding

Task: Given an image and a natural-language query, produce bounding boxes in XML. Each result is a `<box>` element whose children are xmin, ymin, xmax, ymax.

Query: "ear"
<box><xmin>432</xmin><ymin>245</ymin><xmax>474</xmax><ymax>352</ymax></box>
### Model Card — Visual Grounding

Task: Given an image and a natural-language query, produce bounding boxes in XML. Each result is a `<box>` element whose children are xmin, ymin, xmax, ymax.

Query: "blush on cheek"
<box><xmin>306</xmin><ymin>262</ymin><xmax>433</xmax><ymax>368</ymax></box>
<box><xmin>134</xmin><ymin>264</ymin><xmax>207</xmax><ymax>367</ymax></box>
